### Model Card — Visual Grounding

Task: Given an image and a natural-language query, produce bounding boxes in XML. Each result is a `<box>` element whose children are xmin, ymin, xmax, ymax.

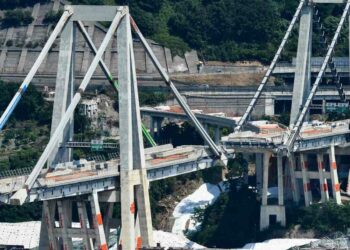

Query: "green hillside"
<box><xmin>89</xmin><ymin>0</ymin><xmax>348</xmax><ymax>63</ymax></box>
<box><xmin>2</xmin><ymin>0</ymin><xmax>348</xmax><ymax>63</ymax></box>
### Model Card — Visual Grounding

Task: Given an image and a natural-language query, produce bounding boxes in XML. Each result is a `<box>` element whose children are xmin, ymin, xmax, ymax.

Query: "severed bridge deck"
<box><xmin>0</xmin><ymin>144</ymin><xmax>213</xmax><ymax>204</ymax></box>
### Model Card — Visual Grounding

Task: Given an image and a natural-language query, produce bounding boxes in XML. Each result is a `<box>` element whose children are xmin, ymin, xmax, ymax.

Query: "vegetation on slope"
<box><xmin>0</xmin><ymin>82</ymin><xmax>52</xmax><ymax>172</ymax></box>
<box><xmin>0</xmin><ymin>0</ymin><xmax>49</xmax><ymax>9</ymax></box>
<box><xmin>3</xmin><ymin>0</ymin><xmax>348</xmax><ymax>64</ymax></box>
<box><xmin>71</xmin><ymin>0</ymin><xmax>349</xmax><ymax>63</ymax></box>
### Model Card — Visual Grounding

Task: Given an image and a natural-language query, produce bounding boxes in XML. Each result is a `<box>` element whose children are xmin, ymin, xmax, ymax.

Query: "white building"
<box><xmin>80</xmin><ymin>99</ymin><xmax>98</xmax><ymax>118</ymax></box>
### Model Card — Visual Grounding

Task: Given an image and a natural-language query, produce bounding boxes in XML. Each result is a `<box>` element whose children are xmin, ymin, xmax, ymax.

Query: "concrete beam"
<box><xmin>70</xmin><ymin>5</ymin><xmax>124</xmax><ymax>21</ymax></box>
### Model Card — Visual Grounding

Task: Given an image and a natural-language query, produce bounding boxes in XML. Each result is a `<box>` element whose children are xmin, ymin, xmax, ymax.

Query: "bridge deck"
<box><xmin>0</xmin><ymin>145</ymin><xmax>213</xmax><ymax>203</ymax></box>
<box><xmin>222</xmin><ymin>120</ymin><xmax>350</xmax><ymax>153</ymax></box>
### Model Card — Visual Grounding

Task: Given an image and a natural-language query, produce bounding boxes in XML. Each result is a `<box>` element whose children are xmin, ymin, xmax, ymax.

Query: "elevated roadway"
<box><xmin>222</xmin><ymin>120</ymin><xmax>350</xmax><ymax>153</ymax></box>
<box><xmin>0</xmin><ymin>144</ymin><xmax>213</xmax><ymax>204</ymax></box>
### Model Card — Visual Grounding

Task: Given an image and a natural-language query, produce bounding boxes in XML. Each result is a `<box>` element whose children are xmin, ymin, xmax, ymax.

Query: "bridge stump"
<box><xmin>260</xmin><ymin>152</ymin><xmax>286</xmax><ymax>231</ymax></box>
<box><xmin>39</xmin><ymin>192</ymin><xmax>114</xmax><ymax>250</ymax></box>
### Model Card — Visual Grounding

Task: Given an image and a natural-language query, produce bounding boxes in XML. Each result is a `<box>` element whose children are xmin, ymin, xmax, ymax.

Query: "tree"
<box><xmin>2</xmin><ymin>9</ymin><xmax>33</xmax><ymax>27</ymax></box>
<box><xmin>43</xmin><ymin>10</ymin><xmax>63</xmax><ymax>24</ymax></box>
<box><xmin>189</xmin><ymin>182</ymin><xmax>260</xmax><ymax>248</ymax></box>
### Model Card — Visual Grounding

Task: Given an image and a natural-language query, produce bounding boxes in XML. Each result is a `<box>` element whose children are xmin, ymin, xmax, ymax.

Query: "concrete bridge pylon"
<box><xmin>0</xmin><ymin>2</ymin><xmax>226</xmax><ymax>248</ymax></box>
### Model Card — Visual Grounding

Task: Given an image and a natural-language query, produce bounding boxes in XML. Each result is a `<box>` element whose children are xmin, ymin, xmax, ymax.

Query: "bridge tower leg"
<box><xmin>39</xmin><ymin>19</ymin><xmax>75</xmax><ymax>250</ymax></box>
<box><xmin>118</xmin><ymin>11</ymin><xmax>153</xmax><ymax>249</ymax></box>
<box><xmin>329</xmin><ymin>145</ymin><xmax>342</xmax><ymax>204</ymax></box>
<box><xmin>290</xmin><ymin>3</ymin><xmax>313</xmax><ymax>127</ymax></box>
<box><xmin>300</xmin><ymin>153</ymin><xmax>312</xmax><ymax>206</ymax></box>
<box><xmin>48</xmin><ymin>19</ymin><xmax>75</xmax><ymax>166</ymax></box>
<box><xmin>288</xmin><ymin>154</ymin><xmax>300</xmax><ymax>204</ymax></box>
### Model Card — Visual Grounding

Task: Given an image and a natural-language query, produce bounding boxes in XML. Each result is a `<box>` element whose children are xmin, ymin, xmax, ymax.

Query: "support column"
<box><xmin>57</xmin><ymin>200</ymin><xmax>73</xmax><ymax>250</ymax></box>
<box><xmin>322</xmin><ymin>99</ymin><xmax>327</xmax><ymax>114</ymax></box>
<box><xmin>300</xmin><ymin>154</ymin><xmax>312</xmax><ymax>206</ymax></box>
<box><xmin>277</xmin><ymin>154</ymin><xmax>284</xmax><ymax>206</ymax></box>
<box><xmin>290</xmin><ymin>4</ymin><xmax>313</xmax><ymax>126</ymax></box>
<box><xmin>264</xmin><ymin>94</ymin><xmax>275</xmax><ymax>116</ymax></box>
<box><xmin>262</xmin><ymin>152</ymin><xmax>271</xmax><ymax>206</ymax></box>
<box><xmin>255</xmin><ymin>153</ymin><xmax>263</xmax><ymax>192</ymax></box>
<box><xmin>329</xmin><ymin>145</ymin><xmax>342</xmax><ymax>204</ymax></box>
<box><xmin>39</xmin><ymin>201</ymin><xmax>58</xmax><ymax>250</ymax></box>
<box><xmin>260</xmin><ymin>152</ymin><xmax>285</xmax><ymax>231</ymax></box>
<box><xmin>288</xmin><ymin>154</ymin><xmax>300</xmax><ymax>204</ymax></box>
<box><xmin>242</xmin><ymin>154</ymin><xmax>249</xmax><ymax>184</ymax></box>
<box><xmin>103</xmin><ymin>203</ymin><xmax>114</xmax><ymax>244</ymax></box>
<box><xmin>317</xmin><ymin>153</ymin><xmax>329</xmax><ymax>202</ymax></box>
<box><xmin>90</xmin><ymin>191</ymin><xmax>107</xmax><ymax>250</ymax></box>
<box><xmin>214</xmin><ymin>126</ymin><xmax>220</xmax><ymax>145</ymax></box>
<box><xmin>77</xmin><ymin>201</ymin><xmax>94</xmax><ymax>250</ymax></box>
<box><xmin>150</xmin><ymin>116</ymin><xmax>155</xmax><ymax>138</ymax></box>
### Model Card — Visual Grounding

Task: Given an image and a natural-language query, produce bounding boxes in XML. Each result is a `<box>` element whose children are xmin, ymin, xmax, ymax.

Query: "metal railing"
<box><xmin>0</xmin><ymin>167</ymin><xmax>33</xmax><ymax>180</ymax></box>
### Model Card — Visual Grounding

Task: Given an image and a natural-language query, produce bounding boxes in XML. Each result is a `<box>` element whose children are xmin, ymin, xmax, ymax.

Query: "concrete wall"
<box><xmin>185</xmin><ymin>94</ymin><xmax>272</xmax><ymax>117</ymax></box>
<box><xmin>0</xmin><ymin>0</ymin><xmax>199</xmax><ymax>83</ymax></box>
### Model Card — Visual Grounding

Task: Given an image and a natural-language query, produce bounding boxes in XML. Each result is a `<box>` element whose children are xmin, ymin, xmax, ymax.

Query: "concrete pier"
<box><xmin>260</xmin><ymin>152</ymin><xmax>286</xmax><ymax>230</ymax></box>
<box><xmin>288</xmin><ymin>155</ymin><xmax>300</xmax><ymax>204</ymax></box>
<box><xmin>329</xmin><ymin>145</ymin><xmax>342</xmax><ymax>204</ymax></box>
<box><xmin>317</xmin><ymin>153</ymin><xmax>329</xmax><ymax>202</ymax></box>
<box><xmin>300</xmin><ymin>154</ymin><xmax>312</xmax><ymax>206</ymax></box>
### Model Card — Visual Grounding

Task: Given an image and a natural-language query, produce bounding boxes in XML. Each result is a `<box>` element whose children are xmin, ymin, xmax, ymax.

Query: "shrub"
<box><xmin>43</xmin><ymin>10</ymin><xmax>63</xmax><ymax>24</ymax></box>
<box><xmin>5</xmin><ymin>40</ymin><xmax>13</xmax><ymax>47</ymax></box>
<box><xmin>2</xmin><ymin>9</ymin><xmax>33</xmax><ymax>28</ymax></box>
